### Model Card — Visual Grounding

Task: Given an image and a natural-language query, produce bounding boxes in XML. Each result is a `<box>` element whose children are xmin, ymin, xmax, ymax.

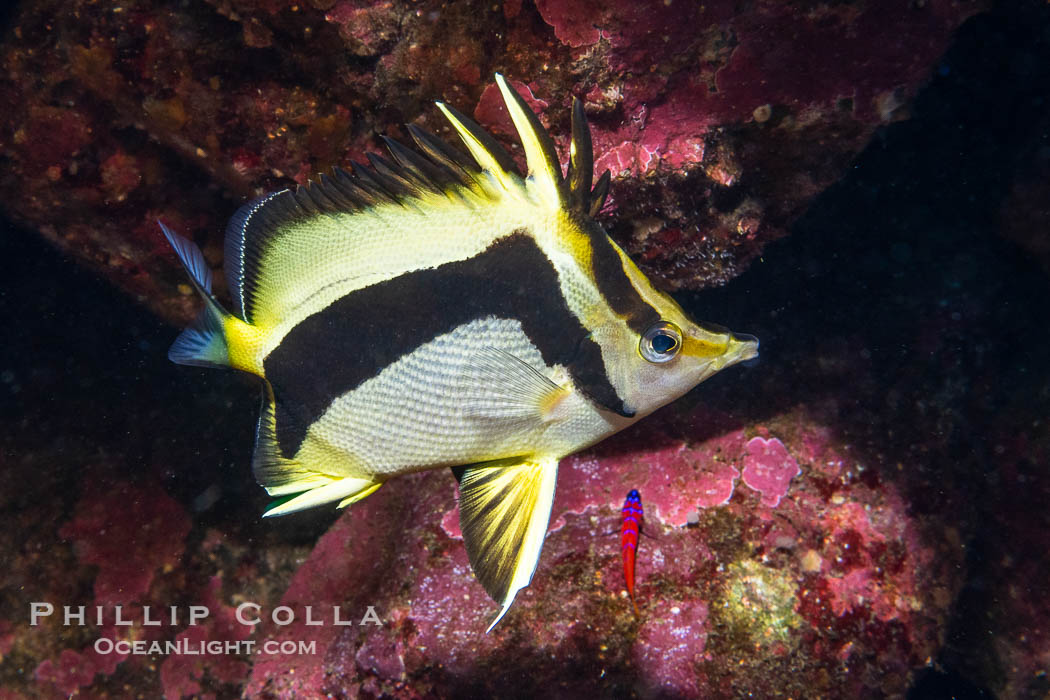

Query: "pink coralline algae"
<box><xmin>441</xmin><ymin>420</ymin><xmax>747</xmax><ymax>538</ymax></box>
<box><xmin>58</xmin><ymin>480</ymin><xmax>191</xmax><ymax>608</ymax></box>
<box><xmin>247</xmin><ymin>474</ymin><xmax>729</xmax><ymax>697</ymax></box>
<box><xmin>325</xmin><ymin>1</ymin><xmax>402</xmax><ymax>56</ymax></box>
<box><xmin>159</xmin><ymin>577</ymin><xmax>252</xmax><ymax>700</ymax></box>
<box><xmin>33</xmin><ymin>480</ymin><xmax>192</xmax><ymax>696</ymax></box>
<box><xmin>34</xmin><ymin>648</ymin><xmax>109</xmax><ymax>697</ymax></box>
<box><xmin>692</xmin><ymin>448</ymin><xmax>742</xmax><ymax>509</ymax></box>
<box><xmin>632</xmin><ymin>600</ymin><xmax>710</xmax><ymax>698</ymax></box>
<box><xmin>741</xmin><ymin>436</ymin><xmax>802</xmax><ymax>507</ymax></box>
<box><xmin>535</xmin><ymin>0</ymin><xmax>958</xmax><ymax>124</ymax></box>
<box><xmin>554</xmin><ymin>420</ymin><xmax>751</xmax><ymax>527</ymax></box>
<box><xmin>244</xmin><ymin>474</ymin><xmax>458</xmax><ymax>696</ymax></box>
<box><xmin>32</xmin><ymin>623</ymin><xmax>129</xmax><ymax>696</ymax></box>
<box><xmin>239</xmin><ymin>401</ymin><xmax>960</xmax><ymax>697</ymax></box>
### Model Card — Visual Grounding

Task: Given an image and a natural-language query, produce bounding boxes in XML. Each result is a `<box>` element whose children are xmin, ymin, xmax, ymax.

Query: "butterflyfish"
<box><xmin>161</xmin><ymin>74</ymin><xmax>759</xmax><ymax>631</ymax></box>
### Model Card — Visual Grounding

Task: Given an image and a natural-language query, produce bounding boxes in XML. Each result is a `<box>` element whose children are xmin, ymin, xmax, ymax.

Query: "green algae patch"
<box><xmin>716</xmin><ymin>559</ymin><xmax>803</xmax><ymax>650</ymax></box>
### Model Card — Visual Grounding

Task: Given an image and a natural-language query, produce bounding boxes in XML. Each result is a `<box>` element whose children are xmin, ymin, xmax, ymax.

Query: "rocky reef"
<box><xmin>0</xmin><ymin>0</ymin><xmax>982</xmax><ymax>322</ymax></box>
<box><xmin>240</xmin><ymin>403</ymin><xmax>962</xmax><ymax>698</ymax></box>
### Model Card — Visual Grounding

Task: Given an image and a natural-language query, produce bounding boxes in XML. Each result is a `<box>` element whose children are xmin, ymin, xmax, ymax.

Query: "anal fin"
<box><xmin>254</xmin><ymin>383</ymin><xmax>381</xmax><ymax>517</ymax></box>
<box><xmin>453</xmin><ymin>456</ymin><xmax>559</xmax><ymax>632</ymax></box>
<box><xmin>264</xmin><ymin>477</ymin><xmax>381</xmax><ymax>517</ymax></box>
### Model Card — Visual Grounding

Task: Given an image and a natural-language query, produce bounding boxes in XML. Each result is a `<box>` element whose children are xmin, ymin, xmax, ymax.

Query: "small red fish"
<box><xmin>621</xmin><ymin>489</ymin><xmax>643</xmax><ymax>616</ymax></box>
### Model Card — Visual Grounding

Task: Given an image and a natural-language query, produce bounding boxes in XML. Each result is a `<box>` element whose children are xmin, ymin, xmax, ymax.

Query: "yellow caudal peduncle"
<box><xmin>221</xmin><ymin>315</ymin><xmax>268</xmax><ymax>375</ymax></box>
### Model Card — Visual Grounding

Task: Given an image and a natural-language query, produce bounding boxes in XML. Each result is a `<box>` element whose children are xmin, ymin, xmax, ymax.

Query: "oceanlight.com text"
<box><xmin>93</xmin><ymin>638</ymin><xmax>318</xmax><ymax>656</ymax></box>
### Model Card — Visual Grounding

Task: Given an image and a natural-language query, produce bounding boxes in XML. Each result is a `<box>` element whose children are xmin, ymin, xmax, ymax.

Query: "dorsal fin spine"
<box><xmin>494</xmin><ymin>74</ymin><xmax>564</xmax><ymax>209</ymax></box>
<box><xmin>568</xmin><ymin>97</ymin><xmax>593</xmax><ymax>212</ymax></box>
<box><xmin>330</xmin><ymin>168</ymin><xmax>376</xmax><ymax>207</ymax></box>
<box><xmin>366</xmin><ymin>153</ymin><xmax>416</xmax><ymax>197</ymax></box>
<box><xmin>589</xmin><ymin>170</ymin><xmax>611</xmax><ymax>217</ymax></box>
<box><xmin>382</xmin><ymin>135</ymin><xmax>459</xmax><ymax>191</ymax></box>
<box><xmin>436</xmin><ymin>102</ymin><xmax>519</xmax><ymax>195</ymax></box>
<box><xmin>406</xmin><ymin>124</ymin><xmax>478</xmax><ymax>185</ymax></box>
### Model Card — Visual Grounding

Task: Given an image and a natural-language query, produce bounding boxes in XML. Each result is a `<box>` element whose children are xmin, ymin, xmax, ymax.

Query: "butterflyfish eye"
<box><xmin>640</xmin><ymin>322</ymin><xmax>682</xmax><ymax>363</ymax></box>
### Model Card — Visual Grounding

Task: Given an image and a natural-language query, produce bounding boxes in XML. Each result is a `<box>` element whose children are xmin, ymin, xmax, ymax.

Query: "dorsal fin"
<box><xmin>589</xmin><ymin>170</ymin><xmax>611</xmax><ymax>217</ymax></box>
<box><xmin>406</xmin><ymin>124</ymin><xmax>480</xmax><ymax>185</ymax></box>
<box><xmin>224</xmin><ymin>190</ymin><xmax>299</xmax><ymax>323</ymax></box>
<box><xmin>221</xmin><ymin>76</ymin><xmax>613</xmax><ymax>326</ymax></box>
<box><xmin>567</xmin><ymin>97</ymin><xmax>593</xmax><ymax>212</ymax></box>
<box><xmin>381</xmin><ymin>135</ymin><xmax>462</xmax><ymax>191</ymax></box>
<box><xmin>436</xmin><ymin>101</ymin><xmax>522</xmax><ymax>194</ymax></box>
<box><xmin>494</xmin><ymin>74</ymin><xmax>565</xmax><ymax>208</ymax></box>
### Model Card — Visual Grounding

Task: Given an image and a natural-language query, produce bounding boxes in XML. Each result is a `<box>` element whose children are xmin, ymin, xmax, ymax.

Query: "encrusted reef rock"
<box><xmin>243</xmin><ymin>402</ymin><xmax>961</xmax><ymax>698</ymax></box>
<box><xmin>0</xmin><ymin>0</ymin><xmax>983</xmax><ymax>323</ymax></box>
<box><xmin>11</xmin><ymin>403</ymin><xmax>964</xmax><ymax>698</ymax></box>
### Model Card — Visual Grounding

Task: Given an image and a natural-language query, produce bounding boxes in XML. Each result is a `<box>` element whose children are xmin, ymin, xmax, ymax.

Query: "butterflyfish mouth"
<box><xmin>682</xmin><ymin>326</ymin><xmax>759</xmax><ymax>363</ymax></box>
<box><xmin>703</xmin><ymin>331</ymin><xmax>759</xmax><ymax>371</ymax></box>
<box><xmin>730</xmin><ymin>332</ymin><xmax>760</xmax><ymax>362</ymax></box>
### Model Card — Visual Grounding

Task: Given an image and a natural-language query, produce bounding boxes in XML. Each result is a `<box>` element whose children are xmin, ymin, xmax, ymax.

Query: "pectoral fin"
<box><xmin>461</xmin><ymin>347</ymin><xmax>572</xmax><ymax>423</ymax></box>
<box><xmin>453</xmin><ymin>456</ymin><xmax>559</xmax><ymax>632</ymax></box>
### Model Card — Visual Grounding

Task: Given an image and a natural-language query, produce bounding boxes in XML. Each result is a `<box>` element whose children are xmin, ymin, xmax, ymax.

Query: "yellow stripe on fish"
<box><xmin>160</xmin><ymin>74</ymin><xmax>759</xmax><ymax>630</ymax></box>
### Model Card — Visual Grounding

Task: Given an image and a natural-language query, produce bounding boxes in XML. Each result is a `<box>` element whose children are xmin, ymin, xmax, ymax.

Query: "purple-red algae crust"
<box><xmin>239</xmin><ymin>403</ymin><xmax>960</xmax><ymax>698</ymax></box>
<box><xmin>0</xmin><ymin>0</ymin><xmax>982</xmax><ymax>323</ymax></box>
<box><xmin>5</xmin><ymin>468</ymin><xmax>303</xmax><ymax>700</ymax></box>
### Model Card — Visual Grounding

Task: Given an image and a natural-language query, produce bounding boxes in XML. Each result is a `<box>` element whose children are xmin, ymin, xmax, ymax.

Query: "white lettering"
<box><xmin>261</xmin><ymin>640</ymin><xmax>315</xmax><ymax>655</ymax></box>
<box><xmin>114</xmin><ymin>606</ymin><xmax>132</xmax><ymax>626</ymax></box>
<box><xmin>29</xmin><ymin>602</ymin><xmax>53</xmax><ymax>625</ymax></box>
<box><xmin>271</xmin><ymin>606</ymin><xmax>294</xmax><ymax>626</ymax></box>
<box><xmin>304</xmin><ymin>606</ymin><xmax>323</xmax><ymax>626</ymax></box>
<box><xmin>236</xmin><ymin>602</ymin><xmax>261</xmax><ymax>626</ymax></box>
<box><xmin>333</xmin><ymin>605</ymin><xmax>353</xmax><ymax>626</ymax></box>
<box><xmin>142</xmin><ymin>606</ymin><xmax>161</xmax><ymax>626</ymax></box>
<box><xmin>188</xmin><ymin>606</ymin><xmax>209</xmax><ymax>625</ymax></box>
<box><xmin>64</xmin><ymin>606</ymin><xmax>85</xmax><ymax>626</ymax></box>
<box><xmin>227</xmin><ymin>640</ymin><xmax>249</xmax><ymax>654</ymax></box>
<box><xmin>359</xmin><ymin>606</ymin><xmax>382</xmax><ymax>626</ymax></box>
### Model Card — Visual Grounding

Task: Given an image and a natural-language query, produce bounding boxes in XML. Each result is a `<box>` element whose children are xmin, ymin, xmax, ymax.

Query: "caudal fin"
<box><xmin>160</xmin><ymin>222</ymin><xmax>231</xmax><ymax>369</ymax></box>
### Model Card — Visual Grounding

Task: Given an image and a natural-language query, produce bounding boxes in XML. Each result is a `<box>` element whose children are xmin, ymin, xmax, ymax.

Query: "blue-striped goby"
<box><xmin>161</xmin><ymin>74</ymin><xmax>758</xmax><ymax>631</ymax></box>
